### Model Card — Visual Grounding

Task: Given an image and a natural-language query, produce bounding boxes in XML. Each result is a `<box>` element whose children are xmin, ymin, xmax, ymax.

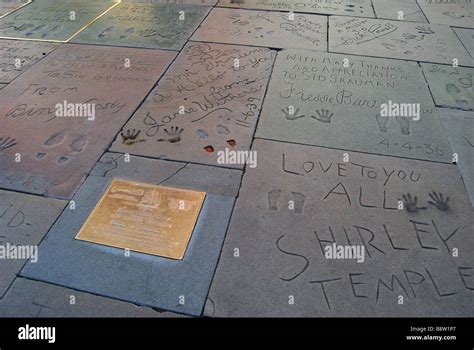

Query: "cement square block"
<box><xmin>256</xmin><ymin>49</ymin><xmax>453</xmax><ymax>163</ymax></box>
<box><xmin>373</xmin><ymin>0</ymin><xmax>427</xmax><ymax>23</ymax></box>
<box><xmin>206</xmin><ymin>139</ymin><xmax>474</xmax><ymax>317</ymax></box>
<box><xmin>329</xmin><ymin>16</ymin><xmax>474</xmax><ymax>66</ymax></box>
<box><xmin>421</xmin><ymin>63</ymin><xmax>474</xmax><ymax>111</ymax></box>
<box><xmin>72</xmin><ymin>3</ymin><xmax>211</xmax><ymax>50</ymax></box>
<box><xmin>0</xmin><ymin>39</ymin><xmax>58</xmax><ymax>83</ymax></box>
<box><xmin>438</xmin><ymin>108</ymin><xmax>474</xmax><ymax>207</ymax></box>
<box><xmin>0</xmin><ymin>44</ymin><xmax>176</xmax><ymax>199</ymax></box>
<box><xmin>20</xmin><ymin>155</ymin><xmax>241</xmax><ymax>316</ymax></box>
<box><xmin>0</xmin><ymin>0</ymin><xmax>30</xmax><ymax>18</ymax></box>
<box><xmin>454</xmin><ymin>28</ymin><xmax>474</xmax><ymax>59</ymax></box>
<box><xmin>0</xmin><ymin>190</ymin><xmax>65</xmax><ymax>298</ymax></box>
<box><xmin>124</xmin><ymin>0</ymin><xmax>217</xmax><ymax>4</ymax></box>
<box><xmin>0</xmin><ymin>278</ymin><xmax>183</xmax><ymax>317</ymax></box>
<box><xmin>418</xmin><ymin>0</ymin><xmax>474</xmax><ymax>29</ymax></box>
<box><xmin>192</xmin><ymin>8</ymin><xmax>327</xmax><ymax>51</ymax></box>
<box><xmin>0</xmin><ymin>0</ymin><xmax>119</xmax><ymax>42</ymax></box>
<box><xmin>217</xmin><ymin>0</ymin><xmax>375</xmax><ymax>17</ymax></box>
<box><xmin>90</xmin><ymin>152</ymin><xmax>243</xmax><ymax>197</ymax></box>
<box><xmin>110</xmin><ymin>42</ymin><xmax>276</xmax><ymax>169</ymax></box>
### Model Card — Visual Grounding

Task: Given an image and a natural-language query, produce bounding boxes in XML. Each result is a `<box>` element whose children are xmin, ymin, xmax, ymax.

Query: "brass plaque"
<box><xmin>75</xmin><ymin>179</ymin><xmax>206</xmax><ymax>260</ymax></box>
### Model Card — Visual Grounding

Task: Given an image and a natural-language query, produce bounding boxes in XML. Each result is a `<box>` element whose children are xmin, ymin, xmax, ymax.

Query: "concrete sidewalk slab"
<box><xmin>256</xmin><ymin>49</ymin><xmax>453</xmax><ymax>163</ymax></box>
<box><xmin>454</xmin><ymin>28</ymin><xmax>474</xmax><ymax>59</ymax></box>
<box><xmin>0</xmin><ymin>0</ymin><xmax>30</xmax><ymax>18</ymax></box>
<box><xmin>20</xmin><ymin>155</ymin><xmax>241</xmax><ymax>316</ymax></box>
<box><xmin>0</xmin><ymin>0</ymin><xmax>118</xmax><ymax>42</ymax></box>
<box><xmin>206</xmin><ymin>139</ymin><xmax>474</xmax><ymax>317</ymax></box>
<box><xmin>0</xmin><ymin>44</ymin><xmax>176</xmax><ymax>199</ymax></box>
<box><xmin>110</xmin><ymin>42</ymin><xmax>275</xmax><ymax>169</ymax></box>
<box><xmin>0</xmin><ymin>190</ymin><xmax>65</xmax><ymax>298</ymax></box>
<box><xmin>373</xmin><ymin>0</ymin><xmax>426</xmax><ymax>23</ymax></box>
<box><xmin>0</xmin><ymin>278</ymin><xmax>184</xmax><ymax>317</ymax></box>
<box><xmin>421</xmin><ymin>64</ymin><xmax>474</xmax><ymax>111</ymax></box>
<box><xmin>217</xmin><ymin>0</ymin><xmax>375</xmax><ymax>18</ymax></box>
<box><xmin>192</xmin><ymin>8</ymin><xmax>327</xmax><ymax>51</ymax></box>
<box><xmin>417</xmin><ymin>0</ymin><xmax>474</xmax><ymax>29</ymax></box>
<box><xmin>73</xmin><ymin>3</ymin><xmax>211</xmax><ymax>50</ymax></box>
<box><xmin>439</xmin><ymin>108</ymin><xmax>474</xmax><ymax>207</ymax></box>
<box><xmin>90</xmin><ymin>152</ymin><xmax>242</xmax><ymax>197</ymax></box>
<box><xmin>329</xmin><ymin>16</ymin><xmax>474</xmax><ymax>66</ymax></box>
<box><xmin>0</xmin><ymin>40</ymin><xmax>58</xmax><ymax>83</ymax></box>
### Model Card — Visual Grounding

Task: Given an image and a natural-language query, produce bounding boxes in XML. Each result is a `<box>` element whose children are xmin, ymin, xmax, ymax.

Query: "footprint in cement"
<box><xmin>99</xmin><ymin>26</ymin><xmax>115</xmax><ymax>38</ymax></box>
<box><xmin>216</xmin><ymin>125</ymin><xmax>230</xmax><ymax>135</ymax></box>
<box><xmin>196</xmin><ymin>129</ymin><xmax>209</xmax><ymax>140</ymax></box>
<box><xmin>446</xmin><ymin>84</ymin><xmax>469</xmax><ymax>108</ymax></box>
<box><xmin>69</xmin><ymin>135</ymin><xmax>88</xmax><ymax>153</ymax></box>
<box><xmin>291</xmin><ymin>192</ymin><xmax>306</xmax><ymax>214</ymax></box>
<box><xmin>268</xmin><ymin>189</ymin><xmax>282</xmax><ymax>211</ymax></box>
<box><xmin>43</xmin><ymin>131</ymin><xmax>66</xmax><ymax>148</ymax></box>
<box><xmin>395</xmin><ymin>116</ymin><xmax>411</xmax><ymax>135</ymax></box>
<box><xmin>375</xmin><ymin>113</ymin><xmax>389</xmax><ymax>133</ymax></box>
<box><xmin>120</xmin><ymin>28</ymin><xmax>135</xmax><ymax>39</ymax></box>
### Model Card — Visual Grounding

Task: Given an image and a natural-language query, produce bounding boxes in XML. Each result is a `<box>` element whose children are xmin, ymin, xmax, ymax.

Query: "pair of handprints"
<box><xmin>402</xmin><ymin>192</ymin><xmax>450</xmax><ymax>212</ymax></box>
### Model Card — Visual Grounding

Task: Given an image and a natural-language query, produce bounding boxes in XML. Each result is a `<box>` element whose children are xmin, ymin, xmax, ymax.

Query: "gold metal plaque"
<box><xmin>75</xmin><ymin>179</ymin><xmax>206</xmax><ymax>260</ymax></box>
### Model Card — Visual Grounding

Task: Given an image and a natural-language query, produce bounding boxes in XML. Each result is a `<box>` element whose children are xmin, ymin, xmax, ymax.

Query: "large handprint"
<box><xmin>402</xmin><ymin>193</ymin><xmax>427</xmax><ymax>213</ymax></box>
<box><xmin>428</xmin><ymin>192</ymin><xmax>450</xmax><ymax>211</ymax></box>
<box><xmin>0</xmin><ymin>137</ymin><xmax>16</xmax><ymax>153</ymax></box>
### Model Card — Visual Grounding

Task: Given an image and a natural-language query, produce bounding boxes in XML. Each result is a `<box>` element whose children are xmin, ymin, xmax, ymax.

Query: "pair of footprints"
<box><xmin>122</xmin><ymin>125</ymin><xmax>232</xmax><ymax>144</ymax></box>
<box><xmin>446</xmin><ymin>83</ymin><xmax>471</xmax><ymax>108</ymax></box>
<box><xmin>158</xmin><ymin>125</ymin><xmax>234</xmax><ymax>146</ymax></box>
<box><xmin>35</xmin><ymin>131</ymin><xmax>88</xmax><ymax>165</ymax></box>
<box><xmin>343</xmin><ymin>4</ymin><xmax>365</xmax><ymax>13</ymax></box>
<box><xmin>268</xmin><ymin>190</ymin><xmax>306</xmax><ymax>214</ymax></box>
<box><xmin>99</xmin><ymin>27</ymin><xmax>136</xmax><ymax>39</ymax></box>
<box><xmin>197</xmin><ymin>125</ymin><xmax>236</xmax><ymax>153</ymax></box>
<box><xmin>402</xmin><ymin>192</ymin><xmax>450</xmax><ymax>213</ymax></box>
<box><xmin>381</xmin><ymin>26</ymin><xmax>435</xmax><ymax>54</ymax></box>
<box><xmin>155</xmin><ymin>125</ymin><xmax>237</xmax><ymax>153</ymax></box>
<box><xmin>375</xmin><ymin>113</ymin><xmax>411</xmax><ymax>135</ymax></box>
